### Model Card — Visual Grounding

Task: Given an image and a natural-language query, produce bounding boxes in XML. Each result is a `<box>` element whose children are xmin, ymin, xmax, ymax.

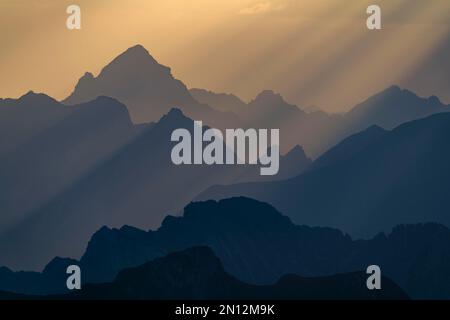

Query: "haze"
<box><xmin>0</xmin><ymin>0</ymin><xmax>449</xmax><ymax>112</ymax></box>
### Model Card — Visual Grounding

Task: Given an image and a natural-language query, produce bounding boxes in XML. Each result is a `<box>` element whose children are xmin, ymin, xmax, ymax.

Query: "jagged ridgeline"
<box><xmin>1</xmin><ymin>44</ymin><xmax>450</xmax><ymax>300</ymax></box>
<box><xmin>2</xmin><ymin>198</ymin><xmax>450</xmax><ymax>299</ymax></box>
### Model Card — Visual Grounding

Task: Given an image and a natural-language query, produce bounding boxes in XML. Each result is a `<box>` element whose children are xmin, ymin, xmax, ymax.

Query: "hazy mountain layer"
<box><xmin>2</xmin><ymin>198</ymin><xmax>450</xmax><ymax>299</ymax></box>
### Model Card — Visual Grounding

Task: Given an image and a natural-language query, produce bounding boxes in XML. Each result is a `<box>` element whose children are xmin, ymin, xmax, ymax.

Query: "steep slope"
<box><xmin>235</xmin><ymin>145</ymin><xmax>312</xmax><ymax>182</ymax></box>
<box><xmin>345</xmin><ymin>85</ymin><xmax>449</xmax><ymax>132</ymax></box>
<box><xmin>65</xmin><ymin>247</ymin><xmax>407</xmax><ymax>300</ymax></box>
<box><xmin>189</xmin><ymin>88</ymin><xmax>247</xmax><ymax>114</ymax></box>
<box><xmin>0</xmin><ymin>94</ymin><xmax>141</xmax><ymax>236</ymax></box>
<box><xmin>63</xmin><ymin>45</ymin><xmax>240</xmax><ymax>128</ymax></box>
<box><xmin>3</xmin><ymin>198</ymin><xmax>450</xmax><ymax>299</ymax></box>
<box><xmin>0</xmin><ymin>91</ymin><xmax>70</xmax><ymax>157</ymax></box>
<box><xmin>198</xmin><ymin>113</ymin><xmax>450</xmax><ymax>238</ymax></box>
<box><xmin>241</xmin><ymin>90</ymin><xmax>344</xmax><ymax>156</ymax></box>
<box><xmin>309</xmin><ymin>125</ymin><xmax>387</xmax><ymax>171</ymax></box>
<box><xmin>0</xmin><ymin>108</ymin><xmax>258</xmax><ymax>271</ymax></box>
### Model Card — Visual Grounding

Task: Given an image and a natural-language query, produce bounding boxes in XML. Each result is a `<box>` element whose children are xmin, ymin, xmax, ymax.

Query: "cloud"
<box><xmin>238</xmin><ymin>2</ymin><xmax>286</xmax><ymax>15</ymax></box>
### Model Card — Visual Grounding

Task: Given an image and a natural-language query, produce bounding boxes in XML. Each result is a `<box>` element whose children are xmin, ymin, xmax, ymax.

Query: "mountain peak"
<box><xmin>107</xmin><ymin>44</ymin><xmax>159</xmax><ymax>68</ymax></box>
<box><xmin>154</xmin><ymin>108</ymin><xmax>193</xmax><ymax>129</ymax></box>
<box><xmin>127</xmin><ymin>44</ymin><xmax>149</xmax><ymax>54</ymax></box>
<box><xmin>162</xmin><ymin>108</ymin><xmax>189</xmax><ymax>121</ymax></box>
<box><xmin>18</xmin><ymin>91</ymin><xmax>59</xmax><ymax>106</ymax></box>
<box><xmin>285</xmin><ymin>145</ymin><xmax>307</xmax><ymax>158</ymax></box>
<box><xmin>119</xmin><ymin>44</ymin><xmax>151</xmax><ymax>58</ymax></box>
<box><xmin>379</xmin><ymin>85</ymin><xmax>420</xmax><ymax>100</ymax></box>
<box><xmin>78</xmin><ymin>72</ymin><xmax>94</xmax><ymax>83</ymax></box>
<box><xmin>93</xmin><ymin>44</ymin><xmax>169</xmax><ymax>84</ymax></box>
<box><xmin>386</xmin><ymin>85</ymin><xmax>402</xmax><ymax>93</ymax></box>
<box><xmin>365</xmin><ymin>124</ymin><xmax>386</xmax><ymax>133</ymax></box>
<box><xmin>42</xmin><ymin>256</ymin><xmax>78</xmax><ymax>275</ymax></box>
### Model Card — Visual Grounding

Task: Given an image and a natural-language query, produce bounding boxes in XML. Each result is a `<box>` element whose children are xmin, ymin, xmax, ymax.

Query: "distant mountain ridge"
<box><xmin>0</xmin><ymin>93</ymin><xmax>143</xmax><ymax>237</ymax></box>
<box><xmin>190</xmin><ymin>88</ymin><xmax>247</xmax><ymax>114</ymax></box>
<box><xmin>198</xmin><ymin>112</ymin><xmax>450</xmax><ymax>238</ymax></box>
<box><xmin>63</xmin><ymin>45</ymin><xmax>240</xmax><ymax>129</ymax></box>
<box><xmin>62</xmin><ymin>247</ymin><xmax>408</xmax><ymax>300</ymax></box>
<box><xmin>2</xmin><ymin>44</ymin><xmax>450</xmax><ymax>299</ymax></box>
<box><xmin>2</xmin><ymin>197</ymin><xmax>450</xmax><ymax>299</ymax></box>
<box><xmin>346</xmin><ymin>85</ymin><xmax>448</xmax><ymax>131</ymax></box>
<box><xmin>0</xmin><ymin>247</ymin><xmax>408</xmax><ymax>300</ymax></box>
<box><xmin>60</xmin><ymin>45</ymin><xmax>450</xmax><ymax>158</ymax></box>
<box><xmin>309</xmin><ymin>125</ymin><xmax>387</xmax><ymax>171</ymax></box>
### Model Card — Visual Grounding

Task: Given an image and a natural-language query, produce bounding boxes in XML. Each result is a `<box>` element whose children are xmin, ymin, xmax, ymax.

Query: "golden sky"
<box><xmin>0</xmin><ymin>0</ymin><xmax>449</xmax><ymax>112</ymax></box>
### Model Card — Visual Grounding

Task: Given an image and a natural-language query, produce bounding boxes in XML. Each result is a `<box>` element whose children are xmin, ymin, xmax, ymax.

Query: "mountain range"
<box><xmin>0</xmin><ymin>247</ymin><xmax>408</xmax><ymax>300</ymax></box>
<box><xmin>191</xmin><ymin>85</ymin><xmax>449</xmax><ymax>157</ymax></box>
<box><xmin>0</xmin><ymin>100</ymin><xmax>308</xmax><ymax>270</ymax></box>
<box><xmin>198</xmin><ymin>112</ymin><xmax>450</xmax><ymax>238</ymax></box>
<box><xmin>63</xmin><ymin>45</ymin><xmax>240</xmax><ymax>129</ymax></box>
<box><xmin>63</xmin><ymin>45</ymin><xmax>449</xmax><ymax>157</ymax></box>
<box><xmin>2</xmin><ymin>197</ymin><xmax>450</xmax><ymax>299</ymax></box>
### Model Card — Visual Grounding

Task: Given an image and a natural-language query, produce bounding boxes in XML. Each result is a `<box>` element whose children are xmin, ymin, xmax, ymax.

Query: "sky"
<box><xmin>0</xmin><ymin>0</ymin><xmax>449</xmax><ymax>112</ymax></box>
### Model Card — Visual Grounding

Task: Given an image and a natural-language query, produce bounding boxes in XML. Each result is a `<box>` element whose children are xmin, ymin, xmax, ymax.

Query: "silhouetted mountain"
<box><xmin>345</xmin><ymin>85</ymin><xmax>449</xmax><ymax>132</ymax></box>
<box><xmin>303</xmin><ymin>105</ymin><xmax>322</xmax><ymax>113</ymax></box>
<box><xmin>198</xmin><ymin>112</ymin><xmax>450</xmax><ymax>239</ymax></box>
<box><xmin>244</xmin><ymin>90</ymin><xmax>302</xmax><ymax>121</ymax></box>
<box><xmin>62</xmin><ymin>45</ymin><xmax>449</xmax><ymax>158</ymax></box>
<box><xmin>241</xmin><ymin>90</ymin><xmax>333</xmax><ymax>155</ymax></box>
<box><xmin>1</xmin><ymin>106</ymin><xmax>289</xmax><ymax>271</ymax></box>
<box><xmin>190</xmin><ymin>86</ymin><xmax>449</xmax><ymax>157</ymax></box>
<box><xmin>0</xmin><ymin>256</ymin><xmax>77</xmax><ymax>296</ymax></box>
<box><xmin>0</xmin><ymin>291</ymin><xmax>36</xmax><ymax>300</ymax></box>
<box><xmin>61</xmin><ymin>247</ymin><xmax>407</xmax><ymax>300</ymax></box>
<box><xmin>235</xmin><ymin>145</ymin><xmax>312</xmax><ymax>182</ymax></box>
<box><xmin>0</xmin><ymin>91</ymin><xmax>68</xmax><ymax>157</ymax></box>
<box><xmin>0</xmin><ymin>94</ymin><xmax>143</xmax><ymax>246</ymax></box>
<box><xmin>3</xmin><ymin>198</ymin><xmax>450</xmax><ymax>299</ymax></box>
<box><xmin>189</xmin><ymin>88</ymin><xmax>247</xmax><ymax>114</ymax></box>
<box><xmin>309</xmin><ymin>125</ymin><xmax>387</xmax><ymax>171</ymax></box>
<box><xmin>63</xmin><ymin>45</ymin><xmax>240</xmax><ymax>128</ymax></box>
<box><xmin>190</xmin><ymin>88</ymin><xmax>341</xmax><ymax>155</ymax></box>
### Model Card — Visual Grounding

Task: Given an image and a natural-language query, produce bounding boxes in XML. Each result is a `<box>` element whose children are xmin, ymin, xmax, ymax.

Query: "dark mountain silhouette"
<box><xmin>189</xmin><ymin>88</ymin><xmax>247</xmax><ymax>114</ymax></box>
<box><xmin>321</xmin><ymin>86</ymin><xmax>449</xmax><ymax>157</ymax></box>
<box><xmin>0</xmin><ymin>105</ymin><xmax>306</xmax><ymax>271</ymax></box>
<box><xmin>345</xmin><ymin>85</ymin><xmax>449</xmax><ymax>132</ymax></box>
<box><xmin>198</xmin><ymin>112</ymin><xmax>450</xmax><ymax>239</ymax></box>
<box><xmin>0</xmin><ymin>257</ymin><xmax>77</xmax><ymax>296</ymax></box>
<box><xmin>0</xmin><ymin>93</ymin><xmax>142</xmax><ymax>240</ymax></box>
<box><xmin>60</xmin><ymin>45</ymin><xmax>449</xmax><ymax>158</ymax></box>
<box><xmin>189</xmin><ymin>86</ymin><xmax>449</xmax><ymax>157</ymax></box>
<box><xmin>3</xmin><ymin>197</ymin><xmax>450</xmax><ymax>299</ymax></box>
<box><xmin>309</xmin><ymin>125</ymin><xmax>387</xmax><ymax>171</ymax></box>
<box><xmin>0</xmin><ymin>91</ymin><xmax>69</xmax><ymax>157</ymax></box>
<box><xmin>189</xmin><ymin>88</ymin><xmax>335</xmax><ymax>155</ymax></box>
<box><xmin>59</xmin><ymin>247</ymin><xmax>407</xmax><ymax>300</ymax></box>
<box><xmin>303</xmin><ymin>105</ymin><xmax>322</xmax><ymax>113</ymax></box>
<box><xmin>63</xmin><ymin>45</ymin><xmax>240</xmax><ymax>129</ymax></box>
<box><xmin>235</xmin><ymin>145</ymin><xmax>312</xmax><ymax>182</ymax></box>
<box><xmin>0</xmin><ymin>291</ymin><xmax>37</xmax><ymax>300</ymax></box>
<box><xmin>236</xmin><ymin>90</ymin><xmax>343</xmax><ymax>156</ymax></box>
